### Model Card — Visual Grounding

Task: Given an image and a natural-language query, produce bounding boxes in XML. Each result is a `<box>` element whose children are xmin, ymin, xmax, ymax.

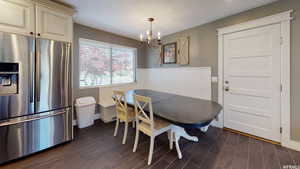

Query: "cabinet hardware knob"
<box><xmin>30</xmin><ymin>32</ymin><xmax>33</xmax><ymax>35</ymax></box>
<box><xmin>37</xmin><ymin>33</ymin><xmax>41</xmax><ymax>36</ymax></box>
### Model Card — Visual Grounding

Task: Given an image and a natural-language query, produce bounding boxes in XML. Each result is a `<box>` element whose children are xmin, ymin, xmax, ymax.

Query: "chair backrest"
<box><xmin>113</xmin><ymin>90</ymin><xmax>128</xmax><ymax>117</ymax></box>
<box><xmin>134</xmin><ymin>94</ymin><xmax>154</xmax><ymax>131</ymax></box>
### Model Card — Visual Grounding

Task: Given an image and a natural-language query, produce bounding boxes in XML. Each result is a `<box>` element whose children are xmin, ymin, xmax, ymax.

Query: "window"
<box><xmin>79</xmin><ymin>38</ymin><xmax>136</xmax><ymax>87</ymax></box>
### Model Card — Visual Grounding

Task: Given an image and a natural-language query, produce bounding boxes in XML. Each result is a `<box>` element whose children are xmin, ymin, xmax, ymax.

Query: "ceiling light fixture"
<box><xmin>140</xmin><ymin>18</ymin><xmax>161</xmax><ymax>48</ymax></box>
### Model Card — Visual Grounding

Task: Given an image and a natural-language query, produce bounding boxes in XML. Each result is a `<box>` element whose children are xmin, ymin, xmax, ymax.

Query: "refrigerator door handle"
<box><xmin>0</xmin><ymin>111</ymin><xmax>66</xmax><ymax>127</ymax></box>
<box><xmin>29</xmin><ymin>47</ymin><xmax>35</xmax><ymax>103</ymax></box>
<box><xmin>35</xmin><ymin>39</ymin><xmax>41</xmax><ymax>102</ymax></box>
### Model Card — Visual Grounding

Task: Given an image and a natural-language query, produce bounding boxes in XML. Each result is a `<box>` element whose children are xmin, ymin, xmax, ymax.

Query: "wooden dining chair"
<box><xmin>113</xmin><ymin>90</ymin><xmax>135</xmax><ymax>144</ymax></box>
<box><xmin>133</xmin><ymin>94</ymin><xmax>173</xmax><ymax>165</ymax></box>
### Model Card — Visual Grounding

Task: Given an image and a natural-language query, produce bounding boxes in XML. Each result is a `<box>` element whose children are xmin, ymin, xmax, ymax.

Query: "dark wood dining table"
<box><xmin>124</xmin><ymin>89</ymin><xmax>222</xmax><ymax>127</ymax></box>
<box><xmin>121</xmin><ymin>89</ymin><xmax>223</xmax><ymax>159</ymax></box>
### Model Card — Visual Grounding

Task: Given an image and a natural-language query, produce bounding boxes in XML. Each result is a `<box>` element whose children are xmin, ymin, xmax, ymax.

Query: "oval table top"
<box><xmin>122</xmin><ymin>89</ymin><xmax>223</xmax><ymax>128</ymax></box>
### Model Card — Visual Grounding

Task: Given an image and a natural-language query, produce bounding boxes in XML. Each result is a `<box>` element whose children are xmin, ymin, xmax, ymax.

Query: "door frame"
<box><xmin>217</xmin><ymin>10</ymin><xmax>295</xmax><ymax>149</ymax></box>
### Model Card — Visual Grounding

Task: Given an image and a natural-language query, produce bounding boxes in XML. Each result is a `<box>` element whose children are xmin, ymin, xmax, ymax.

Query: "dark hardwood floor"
<box><xmin>1</xmin><ymin>120</ymin><xmax>299</xmax><ymax>169</ymax></box>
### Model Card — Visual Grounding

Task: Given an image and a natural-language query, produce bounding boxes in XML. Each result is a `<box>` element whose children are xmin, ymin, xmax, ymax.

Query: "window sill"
<box><xmin>79</xmin><ymin>82</ymin><xmax>138</xmax><ymax>89</ymax></box>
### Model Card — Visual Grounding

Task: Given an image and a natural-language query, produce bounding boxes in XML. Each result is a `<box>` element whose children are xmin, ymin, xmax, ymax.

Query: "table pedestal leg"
<box><xmin>170</xmin><ymin>125</ymin><xmax>199</xmax><ymax>159</ymax></box>
<box><xmin>199</xmin><ymin>125</ymin><xmax>210</xmax><ymax>132</ymax></box>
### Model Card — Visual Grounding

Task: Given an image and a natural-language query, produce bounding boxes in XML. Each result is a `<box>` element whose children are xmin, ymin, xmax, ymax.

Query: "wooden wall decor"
<box><xmin>176</xmin><ymin>36</ymin><xmax>189</xmax><ymax>65</ymax></box>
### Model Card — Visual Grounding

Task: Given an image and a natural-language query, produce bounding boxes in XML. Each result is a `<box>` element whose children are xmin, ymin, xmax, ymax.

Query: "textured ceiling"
<box><xmin>56</xmin><ymin>0</ymin><xmax>278</xmax><ymax>39</ymax></box>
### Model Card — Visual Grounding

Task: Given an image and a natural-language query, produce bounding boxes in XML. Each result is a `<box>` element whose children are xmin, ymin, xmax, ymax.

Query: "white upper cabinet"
<box><xmin>0</xmin><ymin>0</ymin><xmax>35</xmax><ymax>36</ymax></box>
<box><xmin>36</xmin><ymin>5</ymin><xmax>73</xmax><ymax>42</ymax></box>
<box><xmin>0</xmin><ymin>0</ymin><xmax>74</xmax><ymax>42</ymax></box>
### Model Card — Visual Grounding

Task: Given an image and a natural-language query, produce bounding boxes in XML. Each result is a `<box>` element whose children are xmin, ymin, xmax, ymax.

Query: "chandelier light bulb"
<box><xmin>139</xmin><ymin>18</ymin><xmax>161</xmax><ymax>48</ymax></box>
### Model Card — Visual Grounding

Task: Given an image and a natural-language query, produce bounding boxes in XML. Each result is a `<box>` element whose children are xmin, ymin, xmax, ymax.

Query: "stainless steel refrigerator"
<box><xmin>0</xmin><ymin>32</ymin><xmax>73</xmax><ymax>164</ymax></box>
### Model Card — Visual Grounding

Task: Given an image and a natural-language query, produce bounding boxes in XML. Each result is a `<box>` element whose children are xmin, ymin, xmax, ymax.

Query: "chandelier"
<box><xmin>139</xmin><ymin>18</ymin><xmax>162</xmax><ymax>48</ymax></box>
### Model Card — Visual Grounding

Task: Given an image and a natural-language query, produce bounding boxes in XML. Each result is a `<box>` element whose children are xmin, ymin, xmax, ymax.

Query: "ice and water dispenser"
<box><xmin>0</xmin><ymin>63</ymin><xmax>18</xmax><ymax>95</ymax></box>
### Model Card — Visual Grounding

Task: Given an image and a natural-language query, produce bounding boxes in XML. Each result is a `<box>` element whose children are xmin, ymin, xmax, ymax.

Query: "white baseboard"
<box><xmin>283</xmin><ymin>140</ymin><xmax>300</xmax><ymax>152</ymax></box>
<box><xmin>72</xmin><ymin>113</ymin><xmax>101</xmax><ymax>126</ymax></box>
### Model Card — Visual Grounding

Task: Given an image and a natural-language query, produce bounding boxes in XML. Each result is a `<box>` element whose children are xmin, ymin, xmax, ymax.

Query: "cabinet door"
<box><xmin>36</xmin><ymin>5</ymin><xmax>72</xmax><ymax>42</ymax></box>
<box><xmin>0</xmin><ymin>0</ymin><xmax>35</xmax><ymax>36</ymax></box>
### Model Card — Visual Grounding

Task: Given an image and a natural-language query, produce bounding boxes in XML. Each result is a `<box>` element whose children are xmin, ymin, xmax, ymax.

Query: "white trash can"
<box><xmin>75</xmin><ymin>97</ymin><xmax>96</xmax><ymax>128</ymax></box>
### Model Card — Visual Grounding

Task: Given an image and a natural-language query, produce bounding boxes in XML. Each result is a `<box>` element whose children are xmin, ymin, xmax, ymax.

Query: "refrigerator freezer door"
<box><xmin>0</xmin><ymin>32</ymin><xmax>35</xmax><ymax>120</ymax></box>
<box><xmin>35</xmin><ymin>38</ymin><xmax>71</xmax><ymax>113</ymax></box>
<box><xmin>0</xmin><ymin>108</ymin><xmax>72</xmax><ymax>164</ymax></box>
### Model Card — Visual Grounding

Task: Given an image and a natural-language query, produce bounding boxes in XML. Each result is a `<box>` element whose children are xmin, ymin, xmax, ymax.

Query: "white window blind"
<box><xmin>79</xmin><ymin>38</ymin><xmax>136</xmax><ymax>87</ymax></box>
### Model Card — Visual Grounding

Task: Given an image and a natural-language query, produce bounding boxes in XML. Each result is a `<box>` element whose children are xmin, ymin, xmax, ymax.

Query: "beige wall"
<box><xmin>143</xmin><ymin>0</ymin><xmax>300</xmax><ymax>142</ymax></box>
<box><xmin>73</xmin><ymin>23</ymin><xmax>145</xmax><ymax>103</ymax></box>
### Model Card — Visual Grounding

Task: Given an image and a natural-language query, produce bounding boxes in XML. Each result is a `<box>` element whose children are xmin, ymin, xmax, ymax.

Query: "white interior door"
<box><xmin>223</xmin><ymin>24</ymin><xmax>281</xmax><ymax>142</ymax></box>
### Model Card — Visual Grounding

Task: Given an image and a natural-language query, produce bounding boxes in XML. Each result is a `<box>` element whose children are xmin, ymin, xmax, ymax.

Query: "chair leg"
<box><xmin>168</xmin><ymin>130</ymin><xmax>173</xmax><ymax>150</ymax></box>
<box><xmin>122</xmin><ymin>122</ymin><xmax>129</xmax><ymax>144</ymax></box>
<box><xmin>133</xmin><ymin>128</ymin><xmax>139</xmax><ymax>152</ymax></box>
<box><xmin>132</xmin><ymin>120</ymin><xmax>135</xmax><ymax>128</ymax></box>
<box><xmin>148</xmin><ymin>136</ymin><xmax>155</xmax><ymax>165</ymax></box>
<box><xmin>174</xmin><ymin>133</ymin><xmax>182</xmax><ymax>159</ymax></box>
<box><xmin>114</xmin><ymin>118</ymin><xmax>119</xmax><ymax>136</ymax></box>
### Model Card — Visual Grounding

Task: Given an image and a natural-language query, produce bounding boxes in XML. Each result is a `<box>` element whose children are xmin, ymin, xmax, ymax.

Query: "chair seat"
<box><xmin>139</xmin><ymin>117</ymin><xmax>171</xmax><ymax>136</ymax></box>
<box><xmin>117</xmin><ymin>107</ymin><xmax>135</xmax><ymax>122</ymax></box>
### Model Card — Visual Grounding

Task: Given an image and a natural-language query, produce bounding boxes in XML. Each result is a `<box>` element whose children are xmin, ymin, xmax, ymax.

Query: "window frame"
<box><xmin>78</xmin><ymin>38</ymin><xmax>137</xmax><ymax>89</ymax></box>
